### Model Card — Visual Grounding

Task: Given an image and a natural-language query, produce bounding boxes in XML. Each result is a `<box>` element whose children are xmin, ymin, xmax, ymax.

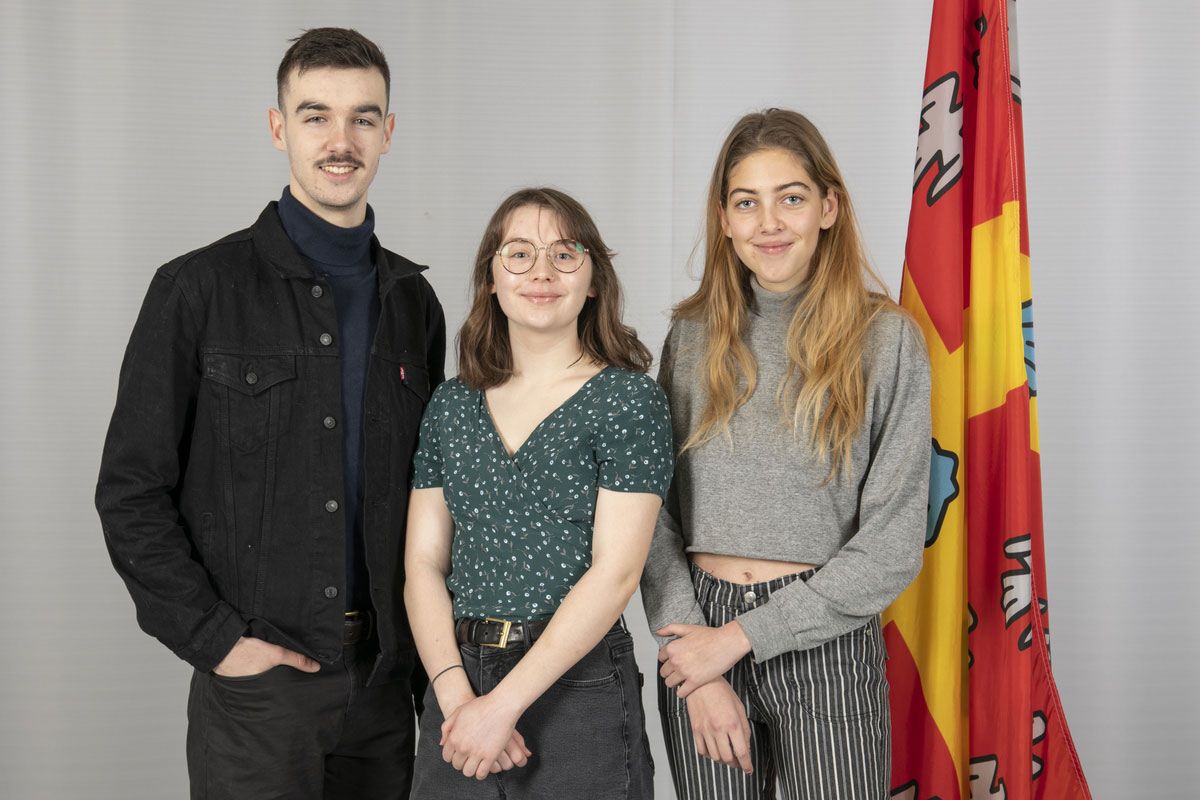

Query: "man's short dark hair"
<box><xmin>276</xmin><ymin>28</ymin><xmax>390</xmax><ymax>110</ymax></box>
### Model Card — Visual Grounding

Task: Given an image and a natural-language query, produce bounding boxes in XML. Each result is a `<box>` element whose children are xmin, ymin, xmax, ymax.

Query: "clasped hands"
<box><xmin>657</xmin><ymin>621</ymin><xmax>755</xmax><ymax>774</ymax></box>
<box><xmin>438</xmin><ymin>687</ymin><xmax>532</xmax><ymax>781</ymax></box>
<box><xmin>436</xmin><ymin>622</ymin><xmax>757</xmax><ymax>780</ymax></box>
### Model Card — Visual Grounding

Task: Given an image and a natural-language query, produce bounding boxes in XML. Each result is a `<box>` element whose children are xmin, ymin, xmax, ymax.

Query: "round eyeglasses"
<box><xmin>495</xmin><ymin>238</ymin><xmax>589</xmax><ymax>274</ymax></box>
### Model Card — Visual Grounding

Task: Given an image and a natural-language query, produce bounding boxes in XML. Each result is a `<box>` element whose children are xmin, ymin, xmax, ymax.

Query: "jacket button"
<box><xmin>245</xmin><ymin>372</ymin><xmax>259</xmax><ymax>385</ymax></box>
<box><xmin>323</xmin><ymin>416</ymin><xmax>337</xmax><ymax>429</ymax></box>
<box><xmin>319</xmin><ymin>333</ymin><xmax>333</xmax><ymax>346</ymax></box>
<box><xmin>325</xmin><ymin>499</ymin><xmax>339</xmax><ymax>513</ymax></box>
<box><xmin>324</xmin><ymin>586</ymin><xmax>339</xmax><ymax>599</ymax></box>
<box><xmin>311</xmin><ymin>285</ymin><xmax>324</xmax><ymax>298</ymax></box>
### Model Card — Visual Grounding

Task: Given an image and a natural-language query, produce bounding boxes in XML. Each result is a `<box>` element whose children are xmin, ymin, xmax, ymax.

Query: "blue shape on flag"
<box><xmin>927</xmin><ymin>439</ymin><xmax>960</xmax><ymax>547</ymax></box>
<box><xmin>1022</xmin><ymin>299</ymin><xmax>1037</xmax><ymax>396</ymax></box>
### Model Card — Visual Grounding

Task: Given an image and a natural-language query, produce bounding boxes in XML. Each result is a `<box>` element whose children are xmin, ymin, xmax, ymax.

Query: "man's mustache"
<box><xmin>316</xmin><ymin>156</ymin><xmax>365</xmax><ymax>168</ymax></box>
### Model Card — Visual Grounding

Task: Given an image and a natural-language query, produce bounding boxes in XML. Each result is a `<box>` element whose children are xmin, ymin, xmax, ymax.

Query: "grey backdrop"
<box><xmin>2</xmin><ymin>1</ymin><xmax>1195</xmax><ymax>798</ymax></box>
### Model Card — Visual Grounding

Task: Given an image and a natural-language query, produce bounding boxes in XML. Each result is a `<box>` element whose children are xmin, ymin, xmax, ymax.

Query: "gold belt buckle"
<box><xmin>480</xmin><ymin>617</ymin><xmax>512</xmax><ymax>649</ymax></box>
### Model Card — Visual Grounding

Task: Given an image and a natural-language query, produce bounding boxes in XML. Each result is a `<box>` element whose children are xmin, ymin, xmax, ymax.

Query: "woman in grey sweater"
<box><xmin>642</xmin><ymin>109</ymin><xmax>932</xmax><ymax>799</ymax></box>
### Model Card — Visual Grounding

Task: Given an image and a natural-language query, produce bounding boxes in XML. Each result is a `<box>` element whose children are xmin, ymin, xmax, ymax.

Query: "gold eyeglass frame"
<box><xmin>495</xmin><ymin>238</ymin><xmax>590</xmax><ymax>274</ymax></box>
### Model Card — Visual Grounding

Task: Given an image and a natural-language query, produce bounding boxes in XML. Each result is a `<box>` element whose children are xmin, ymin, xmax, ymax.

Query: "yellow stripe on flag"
<box><xmin>884</xmin><ymin>270</ymin><xmax>968</xmax><ymax>791</ymax></box>
<box><xmin>966</xmin><ymin>202</ymin><xmax>1029</xmax><ymax>418</ymax></box>
<box><xmin>1030</xmin><ymin>393</ymin><xmax>1039</xmax><ymax>453</ymax></box>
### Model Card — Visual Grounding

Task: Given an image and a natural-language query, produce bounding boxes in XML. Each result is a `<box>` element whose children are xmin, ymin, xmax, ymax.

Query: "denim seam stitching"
<box><xmin>604</xmin><ymin>635</ymin><xmax>633</xmax><ymax>797</ymax></box>
<box><xmin>251</xmin><ymin>386</ymin><xmax>281</xmax><ymax>615</ymax></box>
<box><xmin>200</xmin><ymin>675</ymin><xmax>212</xmax><ymax>799</ymax></box>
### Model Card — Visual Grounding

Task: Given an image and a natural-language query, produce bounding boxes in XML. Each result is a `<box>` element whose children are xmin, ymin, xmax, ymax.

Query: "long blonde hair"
<box><xmin>676</xmin><ymin>109</ymin><xmax>895</xmax><ymax>476</ymax></box>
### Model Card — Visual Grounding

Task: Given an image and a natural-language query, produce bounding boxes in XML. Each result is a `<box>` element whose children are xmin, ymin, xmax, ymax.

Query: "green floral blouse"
<box><xmin>412</xmin><ymin>367</ymin><xmax>673</xmax><ymax>621</ymax></box>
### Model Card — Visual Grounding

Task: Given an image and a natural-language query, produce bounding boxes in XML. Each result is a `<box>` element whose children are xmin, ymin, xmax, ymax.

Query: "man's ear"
<box><xmin>268</xmin><ymin>107</ymin><xmax>287</xmax><ymax>153</ymax></box>
<box><xmin>382</xmin><ymin>112</ymin><xmax>396</xmax><ymax>154</ymax></box>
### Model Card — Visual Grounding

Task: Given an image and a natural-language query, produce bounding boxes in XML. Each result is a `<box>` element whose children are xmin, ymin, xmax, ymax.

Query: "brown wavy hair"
<box><xmin>457</xmin><ymin>188</ymin><xmax>652</xmax><ymax>389</ymax></box>
<box><xmin>676</xmin><ymin>109</ymin><xmax>897</xmax><ymax>476</ymax></box>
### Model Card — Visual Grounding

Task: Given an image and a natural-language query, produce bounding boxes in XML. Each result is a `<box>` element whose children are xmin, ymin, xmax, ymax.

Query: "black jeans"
<box><xmin>411</xmin><ymin>623</ymin><xmax>654</xmax><ymax>799</ymax></box>
<box><xmin>186</xmin><ymin>638</ymin><xmax>415</xmax><ymax>799</ymax></box>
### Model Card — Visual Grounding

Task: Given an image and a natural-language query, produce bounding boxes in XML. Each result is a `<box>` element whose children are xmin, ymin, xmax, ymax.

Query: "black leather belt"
<box><xmin>344</xmin><ymin>610</ymin><xmax>372</xmax><ymax>645</ymax></box>
<box><xmin>455</xmin><ymin>617</ymin><xmax>549</xmax><ymax>649</ymax></box>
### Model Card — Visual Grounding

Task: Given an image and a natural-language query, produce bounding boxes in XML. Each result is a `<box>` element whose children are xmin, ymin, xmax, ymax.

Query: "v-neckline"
<box><xmin>482</xmin><ymin>367</ymin><xmax>611</xmax><ymax>461</ymax></box>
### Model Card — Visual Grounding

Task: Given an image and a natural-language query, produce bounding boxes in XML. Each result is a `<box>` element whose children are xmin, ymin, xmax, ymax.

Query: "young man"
<box><xmin>95</xmin><ymin>28</ymin><xmax>445</xmax><ymax>799</ymax></box>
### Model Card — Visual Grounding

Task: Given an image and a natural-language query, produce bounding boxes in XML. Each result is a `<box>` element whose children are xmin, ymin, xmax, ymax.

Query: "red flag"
<box><xmin>881</xmin><ymin>1</ymin><xmax>1093</xmax><ymax>798</ymax></box>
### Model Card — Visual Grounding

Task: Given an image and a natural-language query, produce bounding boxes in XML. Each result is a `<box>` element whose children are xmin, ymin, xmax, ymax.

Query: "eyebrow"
<box><xmin>729</xmin><ymin>181</ymin><xmax>812</xmax><ymax>196</ymax></box>
<box><xmin>294</xmin><ymin>101</ymin><xmax>384</xmax><ymax>118</ymax></box>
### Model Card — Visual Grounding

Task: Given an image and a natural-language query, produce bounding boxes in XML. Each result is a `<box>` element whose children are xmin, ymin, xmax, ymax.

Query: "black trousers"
<box><xmin>186</xmin><ymin>639</ymin><xmax>415</xmax><ymax>800</ymax></box>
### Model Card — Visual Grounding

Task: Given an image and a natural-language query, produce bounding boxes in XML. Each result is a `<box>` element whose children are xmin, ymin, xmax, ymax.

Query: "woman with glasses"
<box><xmin>641</xmin><ymin>109</ymin><xmax>931</xmax><ymax>798</ymax></box>
<box><xmin>405</xmin><ymin>187</ymin><xmax>670</xmax><ymax>798</ymax></box>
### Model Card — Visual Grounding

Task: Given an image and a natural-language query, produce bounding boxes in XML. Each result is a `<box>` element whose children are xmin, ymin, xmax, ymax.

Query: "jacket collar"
<box><xmin>251</xmin><ymin>202</ymin><xmax>428</xmax><ymax>298</ymax></box>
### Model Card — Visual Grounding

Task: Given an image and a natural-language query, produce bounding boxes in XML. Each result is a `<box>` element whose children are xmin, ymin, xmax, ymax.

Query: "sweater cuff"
<box><xmin>735</xmin><ymin>602</ymin><xmax>796</xmax><ymax>662</ymax></box>
<box><xmin>649</xmin><ymin>600</ymin><xmax>709</xmax><ymax>649</ymax></box>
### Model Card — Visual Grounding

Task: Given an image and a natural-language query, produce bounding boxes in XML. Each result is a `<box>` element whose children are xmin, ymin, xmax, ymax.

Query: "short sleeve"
<box><xmin>595</xmin><ymin>373</ymin><xmax>674</xmax><ymax>500</ymax></box>
<box><xmin>411</xmin><ymin>382</ymin><xmax>450</xmax><ymax>489</ymax></box>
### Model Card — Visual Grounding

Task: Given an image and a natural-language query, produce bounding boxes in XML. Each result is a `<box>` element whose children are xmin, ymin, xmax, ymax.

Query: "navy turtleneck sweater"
<box><xmin>277</xmin><ymin>186</ymin><xmax>379</xmax><ymax>613</ymax></box>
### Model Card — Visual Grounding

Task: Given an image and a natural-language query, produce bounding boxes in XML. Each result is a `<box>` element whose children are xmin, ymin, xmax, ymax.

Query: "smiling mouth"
<box><xmin>755</xmin><ymin>242</ymin><xmax>793</xmax><ymax>255</ymax></box>
<box><xmin>522</xmin><ymin>294</ymin><xmax>563</xmax><ymax>303</ymax></box>
<box><xmin>320</xmin><ymin>164</ymin><xmax>358</xmax><ymax>175</ymax></box>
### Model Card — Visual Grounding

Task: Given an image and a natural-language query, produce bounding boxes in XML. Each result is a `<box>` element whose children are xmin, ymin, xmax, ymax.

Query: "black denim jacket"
<box><xmin>96</xmin><ymin>203</ymin><xmax>446</xmax><ymax>681</ymax></box>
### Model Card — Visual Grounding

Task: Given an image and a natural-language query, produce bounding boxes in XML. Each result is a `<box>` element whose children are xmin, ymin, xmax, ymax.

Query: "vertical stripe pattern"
<box><xmin>659</xmin><ymin>564</ymin><xmax>890</xmax><ymax>799</ymax></box>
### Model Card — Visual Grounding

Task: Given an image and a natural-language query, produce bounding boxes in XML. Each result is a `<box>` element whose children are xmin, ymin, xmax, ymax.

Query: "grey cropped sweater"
<box><xmin>641</xmin><ymin>280</ymin><xmax>932</xmax><ymax>661</ymax></box>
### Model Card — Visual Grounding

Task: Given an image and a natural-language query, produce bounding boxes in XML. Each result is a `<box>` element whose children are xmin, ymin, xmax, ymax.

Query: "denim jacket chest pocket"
<box><xmin>202</xmin><ymin>353</ymin><xmax>298</xmax><ymax>453</ymax></box>
<box><xmin>371</xmin><ymin>355</ymin><xmax>429</xmax><ymax>441</ymax></box>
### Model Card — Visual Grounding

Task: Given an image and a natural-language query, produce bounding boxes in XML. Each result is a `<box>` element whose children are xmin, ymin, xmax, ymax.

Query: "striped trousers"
<box><xmin>658</xmin><ymin>564</ymin><xmax>891</xmax><ymax>799</ymax></box>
